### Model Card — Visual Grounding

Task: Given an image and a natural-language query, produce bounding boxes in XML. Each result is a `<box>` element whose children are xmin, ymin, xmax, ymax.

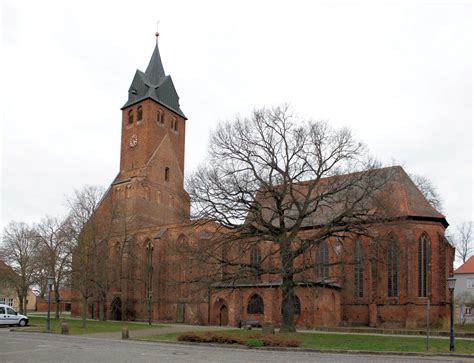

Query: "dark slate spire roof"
<box><xmin>122</xmin><ymin>41</ymin><xmax>186</xmax><ymax>119</ymax></box>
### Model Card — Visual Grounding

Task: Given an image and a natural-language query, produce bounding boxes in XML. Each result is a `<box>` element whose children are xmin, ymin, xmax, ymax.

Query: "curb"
<box><xmin>133</xmin><ymin>337</ymin><xmax>474</xmax><ymax>359</ymax></box>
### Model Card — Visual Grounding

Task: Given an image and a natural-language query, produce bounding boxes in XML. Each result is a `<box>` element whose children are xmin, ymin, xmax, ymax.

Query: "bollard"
<box><xmin>61</xmin><ymin>322</ymin><xmax>69</xmax><ymax>335</ymax></box>
<box><xmin>122</xmin><ymin>325</ymin><xmax>129</xmax><ymax>339</ymax></box>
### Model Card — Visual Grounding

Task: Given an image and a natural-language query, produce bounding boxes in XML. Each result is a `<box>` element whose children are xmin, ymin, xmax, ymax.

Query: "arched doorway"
<box><xmin>219</xmin><ymin>305</ymin><xmax>228</xmax><ymax>326</ymax></box>
<box><xmin>110</xmin><ymin>297</ymin><xmax>122</xmax><ymax>321</ymax></box>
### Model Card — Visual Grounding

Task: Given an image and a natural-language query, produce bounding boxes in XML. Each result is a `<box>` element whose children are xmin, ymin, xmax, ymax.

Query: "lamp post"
<box><xmin>447</xmin><ymin>275</ymin><xmax>456</xmax><ymax>352</ymax></box>
<box><xmin>146</xmin><ymin>240</ymin><xmax>154</xmax><ymax>326</ymax></box>
<box><xmin>47</xmin><ymin>276</ymin><xmax>54</xmax><ymax>331</ymax></box>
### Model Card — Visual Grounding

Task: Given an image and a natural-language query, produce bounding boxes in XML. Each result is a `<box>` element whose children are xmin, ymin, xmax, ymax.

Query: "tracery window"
<box><xmin>353</xmin><ymin>239</ymin><xmax>364</xmax><ymax>298</ymax></box>
<box><xmin>315</xmin><ymin>241</ymin><xmax>329</xmax><ymax>279</ymax></box>
<box><xmin>387</xmin><ymin>235</ymin><xmax>398</xmax><ymax>297</ymax></box>
<box><xmin>247</xmin><ymin>294</ymin><xmax>264</xmax><ymax>314</ymax></box>
<box><xmin>418</xmin><ymin>234</ymin><xmax>428</xmax><ymax>297</ymax></box>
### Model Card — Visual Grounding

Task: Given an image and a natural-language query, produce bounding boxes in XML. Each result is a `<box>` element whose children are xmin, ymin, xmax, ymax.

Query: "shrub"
<box><xmin>177</xmin><ymin>332</ymin><xmax>301</xmax><ymax>348</ymax></box>
<box><xmin>261</xmin><ymin>336</ymin><xmax>301</xmax><ymax>347</ymax></box>
<box><xmin>245</xmin><ymin>339</ymin><xmax>264</xmax><ymax>348</ymax></box>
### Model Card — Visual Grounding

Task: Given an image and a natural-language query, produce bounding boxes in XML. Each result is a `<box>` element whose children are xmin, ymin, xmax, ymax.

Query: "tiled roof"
<box><xmin>252</xmin><ymin>166</ymin><xmax>447</xmax><ymax>228</ymax></box>
<box><xmin>122</xmin><ymin>42</ymin><xmax>186</xmax><ymax>118</ymax></box>
<box><xmin>455</xmin><ymin>255</ymin><xmax>474</xmax><ymax>274</ymax></box>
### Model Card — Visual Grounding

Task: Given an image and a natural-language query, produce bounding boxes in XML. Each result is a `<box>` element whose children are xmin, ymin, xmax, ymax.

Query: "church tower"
<box><xmin>111</xmin><ymin>34</ymin><xmax>190</xmax><ymax>227</ymax></box>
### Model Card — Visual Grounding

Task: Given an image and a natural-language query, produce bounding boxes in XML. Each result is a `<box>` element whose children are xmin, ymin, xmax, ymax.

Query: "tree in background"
<box><xmin>410</xmin><ymin>173</ymin><xmax>444</xmax><ymax>213</ymax></box>
<box><xmin>35</xmin><ymin>215</ymin><xmax>74</xmax><ymax>319</ymax></box>
<box><xmin>454</xmin><ymin>221</ymin><xmax>473</xmax><ymax>264</ymax></box>
<box><xmin>0</xmin><ymin>222</ymin><xmax>40</xmax><ymax>314</ymax></box>
<box><xmin>67</xmin><ymin>185</ymin><xmax>105</xmax><ymax>327</ymax></box>
<box><xmin>187</xmin><ymin>105</ymin><xmax>392</xmax><ymax>332</ymax></box>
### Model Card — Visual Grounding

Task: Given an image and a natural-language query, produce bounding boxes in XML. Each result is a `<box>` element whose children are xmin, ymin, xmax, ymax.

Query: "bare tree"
<box><xmin>409</xmin><ymin>173</ymin><xmax>443</xmax><ymax>212</ymax></box>
<box><xmin>187</xmin><ymin>105</ymin><xmax>391</xmax><ymax>332</ymax></box>
<box><xmin>36</xmin><ymin>216</ymin><xmax>75</xmax><ymax>318</ymax></box>
<box><xmin>0</xmin><ymin>222</ymin><xmax>40</xmax><ymax>314</ymax></box>
<box><xmin>67</xmin><ymin>185</ymin><xmax>105</xmax><ymax>327</ymax></box>
<box><xmin>454</xmin><ymin>221</ymin><xmax>473</xmax><ymax>263</ymax></box>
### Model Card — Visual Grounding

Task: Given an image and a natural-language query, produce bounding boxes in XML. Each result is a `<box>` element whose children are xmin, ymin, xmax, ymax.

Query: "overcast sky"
<box><xmin>1</xmin><ymin>1</ymin><xmax>472</xmax><ymax>238</ymax></box>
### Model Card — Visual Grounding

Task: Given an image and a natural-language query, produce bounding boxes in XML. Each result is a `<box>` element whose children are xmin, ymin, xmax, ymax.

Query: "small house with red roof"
<box><xmin>454</xmin><ymin>256</ymin><xmax>474</xmax><ymax>323</ymax></box>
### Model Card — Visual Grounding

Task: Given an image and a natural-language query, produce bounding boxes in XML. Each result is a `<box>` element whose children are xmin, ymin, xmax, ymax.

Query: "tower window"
<box><xmin>137</xmin><ymin>106</ymin><xmax>143</xmax><ymax>122</ymax></box>
<box><xmin>157</xmin><ymin>109</ymin><xmax>164</xmax><ymax>124</ymax></box>
<box><xmin>128</xmin><ymin>109</ymin><xmax>134</xmax><ymax>124</ymax></box>
<box><xmin>165</xmin><ymin>167</ymin><xmax>170</xmax><ymax>181</ymax></box>
<box><xmin>171</xmin><ymin>117</ymin><xmax>178</xmax><ymax>132</ymax></box>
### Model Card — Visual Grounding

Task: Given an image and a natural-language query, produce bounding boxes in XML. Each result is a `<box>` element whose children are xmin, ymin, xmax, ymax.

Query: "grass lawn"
<box><xmin>27</xmin><ymin>316</ymin><xmax>162</xmax><ymax>335</ymax></box>
<box><xmin>137</xmin><ymin>329</ymin><xmax>474</xmax><ymax>354</ymax></box>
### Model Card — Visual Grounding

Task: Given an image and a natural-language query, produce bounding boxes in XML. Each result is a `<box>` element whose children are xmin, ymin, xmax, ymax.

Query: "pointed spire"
<box><xmin>145</xmin><ymin>42</ymin><xmax>166</xmax><ymax>85</ymax></box>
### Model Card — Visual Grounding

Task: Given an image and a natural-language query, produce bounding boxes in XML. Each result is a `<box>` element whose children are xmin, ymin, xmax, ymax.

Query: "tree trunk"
<box><xmin>280</xmin><ymin>238</ymin><xmax>296</xmax><ymax>333</ymax></box>
<box><xmin>99</xmin><ymin>296</ymin><xmax>105</xmax><ymax>321</ymax></box>
<box><xmin>280</xmin><ymin>274</ymin><xmax>296</xmax><ymax>333</ymax></box>
<box><xmin>82</xmin><ymin>297</ymin><xmax>87</xmax><ymax>328</ymax></box>
<box><xmin>18</xmin><ymin>295</ymin><xmax>24</xmax><ymax>315</ymax></box>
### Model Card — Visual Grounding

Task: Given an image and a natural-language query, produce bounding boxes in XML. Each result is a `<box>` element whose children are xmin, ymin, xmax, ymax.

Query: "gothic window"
<box><xmin>165</xmin><ymin>167</ymin><xmax>170</xmax><ymax>181</ymax></box>
<box><xmin>137</xmin><ymin>106</ymin><xmax>143</xmax><ymax>121</ymax></box>
<box><xmin>157</xmin><ymin>109</ymin><xmax>164</xmax><ymax>124</ymax></box>
<box><xmin>128</xmin><ymin>109</ymin><xmax>134</xmax><ymax>124</ymax></box>
<box><xmin>418</xmin><ymin>234</ymin><xmax>429</xmax><ymax>297</ymax></box>
<box><xmin>247</xmin><ymin>294</ymin><xmax>264</xmax><ymax>314</ymax></box>
<box><xmin>315</xmin><ymin>241</ymin><xmax>329</xmax><ymax>279</ymax></box>
<box><xmin>250</xmin><ymin>246</ymin><xmax>261</xmax><ymax>270</ymax></box>
<box><xmin>387</xmin><ymin>235</ymin><xmax>398</xmax><ymax>298</ymax></box>
<box><xmin>353</xmin><ymin>239</ymin><xmax>364</xmax><ymax>298</ymax></box>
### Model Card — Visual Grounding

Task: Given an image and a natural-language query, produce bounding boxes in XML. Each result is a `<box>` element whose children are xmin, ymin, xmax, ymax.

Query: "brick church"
<box><xmin>71</xmin><ymin>36</ymin><xmax>454</xmax><ymax>329</ymax></box>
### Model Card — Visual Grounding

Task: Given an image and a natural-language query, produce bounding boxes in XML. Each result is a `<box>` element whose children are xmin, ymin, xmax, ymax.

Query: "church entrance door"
<box><xmin>177</xmin><ymin>302</ymin><xmax>185</xmax><ymax>323</ymax></box>
<box><xmin>219</xmin><ymin>305</ymin><xmax>228</xmax><ymax>326</ymax></box>
<box><xmin>111</xmin><ymin>297</ymin><xmax>122</xmax><ymax>321</ymax></box>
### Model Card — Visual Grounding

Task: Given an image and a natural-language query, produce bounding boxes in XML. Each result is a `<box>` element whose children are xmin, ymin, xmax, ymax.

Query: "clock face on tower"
<box><xmin>129</xmin><ymin>134</ymin><xmax>138</xmax><ymax>147</ymax></box>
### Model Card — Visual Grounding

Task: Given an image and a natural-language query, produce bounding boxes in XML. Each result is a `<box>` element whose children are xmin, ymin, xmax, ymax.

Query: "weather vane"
<box><xmin>155</xmin><ymin>20</ymin><xmax>160</xmax><ymax>38</ymax></box>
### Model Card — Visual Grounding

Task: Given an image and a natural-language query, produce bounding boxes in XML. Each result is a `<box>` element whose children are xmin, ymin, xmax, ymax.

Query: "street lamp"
<box><xmin>447</xmin><ymin>275</ymin><xmax>456</xmax><ymax>352</ymax></box>
<box><xmin>47</xmin><ymin>276</ymin><xmax>54</xmax><ymax>331</ymax></box>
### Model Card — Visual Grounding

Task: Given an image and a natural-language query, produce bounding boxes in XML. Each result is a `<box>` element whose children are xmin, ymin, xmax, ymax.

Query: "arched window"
<box><xmin>315</xmin><ymin>241</ymin><xmax>329</xmax><ymax>279</ymax></box>
<box><xmin>387</xmin><ymin>235</ymin><xmax>398</xmax><ymax>297</ymax></box>
<box><xmin>156</xmin><ymin>190</ymin><xmax>161</xmax><ymax>204</ymax></box>
<box><xmin>247</xmin><ymin>294</ymin><xmax>264</xmax><ymax>314</ymax></box>
<box><xmin>250</xmin><ymin>246</ymin><xmax>261</xmax><ymax>270</ymax></box>
<box><xmin>165</xmin><ymin>167</ymin><xmax>170</xmax><ymax>181</ymax></box>
<box><xmin>128</xmin><ymin>109</ymin><xmax>134</xmax><ymax>124</ymax></box>
<box><xmin>353</xmin><ymin>239</ymin><xmax>364</xmax><ymax>298</ymax></box>
<box><xmin>171</xmin><ymin>117</ymin><xmax>178</xmax><ymax>132</ymax></box>
<box><xmin>418</xmin><ymin>234</ymin><xmax>428</xmax><ymax>297</ymax></box>
<box><xmin>137</xmin><ymin>106</ymin><xmax>143</xmax><ymax>121</ymax></box>
<box><xmin>156</xmin><ymin>109</ymin><xmax>164</xmax><ymax>124</ymax></box>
